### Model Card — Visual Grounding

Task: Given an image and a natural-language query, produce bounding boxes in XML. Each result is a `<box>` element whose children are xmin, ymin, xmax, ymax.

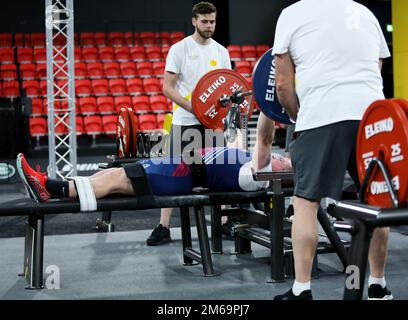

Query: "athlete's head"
<box><xmin>192</xmin><ymin>2</ymin><xmax>217</xmax><ymax>40</ymax></box>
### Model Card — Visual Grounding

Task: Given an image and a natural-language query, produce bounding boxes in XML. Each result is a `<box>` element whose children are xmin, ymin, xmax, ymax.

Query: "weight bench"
<box><xmin>0</xmin><ymin>190</ymin><xmax>269</xmax><ymax>289</ymax></box>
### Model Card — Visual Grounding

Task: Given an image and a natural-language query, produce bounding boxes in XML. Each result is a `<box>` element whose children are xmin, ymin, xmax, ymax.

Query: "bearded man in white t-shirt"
<box><xmin>253</xmin><ymin>0</ymin><xmax>392</xmax><ymax>300</ymax></box>
<box><xmin>146</xmin><ymin>2</ymin><xmax>232</xmax><ymax>246</ymax></box>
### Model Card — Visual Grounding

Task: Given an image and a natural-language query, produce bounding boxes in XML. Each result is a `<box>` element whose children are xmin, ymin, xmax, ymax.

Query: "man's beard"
<box><xmin>197</xmin><ymin>28</ymin><xmax>214</xmax><ymax>39</ymax></box>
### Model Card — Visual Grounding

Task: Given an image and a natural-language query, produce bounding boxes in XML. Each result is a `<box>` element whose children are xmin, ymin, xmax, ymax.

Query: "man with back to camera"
<box><xmin>146</xmin><ymin>2</ymin><xmax>233</xmax><ymax>246</ymax></box>
<box><xmin>253</xmin><ymin>0</ymin><xmax>392</xmax><ymax>300</ymax></box>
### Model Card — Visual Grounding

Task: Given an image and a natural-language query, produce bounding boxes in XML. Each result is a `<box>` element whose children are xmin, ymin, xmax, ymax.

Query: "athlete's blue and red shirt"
<box><xmin>137</xmin><ymin>147</ymin><xmax>252</xmax><ymax>195</ymax></box>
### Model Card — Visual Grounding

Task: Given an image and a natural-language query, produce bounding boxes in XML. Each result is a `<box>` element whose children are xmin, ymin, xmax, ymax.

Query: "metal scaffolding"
<box><xmin>45</xmin><ymin>0</ymin><xmax>77</xmax><ymax>179</ymax></box>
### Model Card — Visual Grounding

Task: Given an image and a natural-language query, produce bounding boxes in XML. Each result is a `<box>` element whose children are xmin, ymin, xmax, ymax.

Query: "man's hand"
<box><xmin>163</xmin><ymin>71</ymin><xmax>194</xmax><ymax>113</ymax></box>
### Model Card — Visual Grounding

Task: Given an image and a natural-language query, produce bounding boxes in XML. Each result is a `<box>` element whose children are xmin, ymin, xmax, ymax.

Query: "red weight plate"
<box><xmin>191</xmin><ymin>69</ymin><xmax>254</xmax><ymax>130</ymax></box>
<box><xmin>128</xmin><ymin>109</ymin><xmax>138</xmax><ymax>157</ymax></box>
<box><xmin>116</xmin><ymin>108</ymin><xmax>131</xmax><ymax>158</ymax></box>
<box><xmin>356</xmin><ymin>99</ymin><xmax>408</xmax><ymax>208</ymax></box>
<box><xmin>392</xmin><ymin>98</ymin><xmax>408</xmax><ymax>116</ymax></box>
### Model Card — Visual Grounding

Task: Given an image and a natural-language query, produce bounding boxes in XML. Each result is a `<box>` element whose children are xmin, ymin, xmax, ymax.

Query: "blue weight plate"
<box><xmin>252</xmin><ymin>48</ymin><xmax>293</xmax><ymax>124</ymax></box>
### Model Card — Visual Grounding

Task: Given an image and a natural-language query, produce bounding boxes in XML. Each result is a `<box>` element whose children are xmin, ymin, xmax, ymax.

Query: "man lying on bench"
<box><xmin>16</xmin><ymin>147</ymin><xmax>292</xmax><ymax>209</ymax></box>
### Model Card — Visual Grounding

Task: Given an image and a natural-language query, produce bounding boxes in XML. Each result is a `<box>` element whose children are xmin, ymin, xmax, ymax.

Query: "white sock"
<box><xmin>368</xmin><ymin>275</ymin><xmax>386</xmax><ymax>288</ymax></box>
<box><xmin>292</xmin><ymin>281</ymin><xmax>311</xmax><ymax>296</ymax></box>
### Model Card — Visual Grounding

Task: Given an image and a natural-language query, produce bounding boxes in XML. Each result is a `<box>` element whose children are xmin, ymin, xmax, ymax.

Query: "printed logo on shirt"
<box><xmin>188</xmin><ymin>54</ymin><xmax>199</xmax><ymax>60</ymax></box>
<box><xmin>210</xmin><ymin>60</ymin><xmax>217</xmax><ymax>67</ymax></box>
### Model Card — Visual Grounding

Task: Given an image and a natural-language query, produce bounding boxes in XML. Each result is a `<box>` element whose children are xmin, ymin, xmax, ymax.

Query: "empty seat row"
<box><xmin>15</xmin><ymin>62</ymin><xmax>165</xmax><ymax>80</ymax></box>
<box><xmin>227</xmin><ymin>44</ymin><xmax>270</xmax><ymax>60</ymax></box>
<box><xmin>0</xmin><ymin>32</ymin><xmax>185</xmax><ymax>47</ymax></box>
<box><xmin>29</xmin><ymin>113</ymin><xmax>168</xmax><ymax>136</ymax></box>
<box><xmin>233</xmin><ymin>60</ymin><xmax>258</xmax><ymax>75</ymax></box>
<box><xmin>30</xmin><ymin>95</ymin><xmax>172</xmax><ymax>115</ymax></box>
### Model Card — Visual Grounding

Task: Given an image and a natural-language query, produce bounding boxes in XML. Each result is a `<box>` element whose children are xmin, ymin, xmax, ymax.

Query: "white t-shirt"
<box><xmin>272</xmin><ymin>0</ymin><xmax>391</xmax><ymax>131</ymax></box>
<box><xmin>165</xmin><ymin>35</ymin><xmax>232</xmax><ymax>126</ymax></box>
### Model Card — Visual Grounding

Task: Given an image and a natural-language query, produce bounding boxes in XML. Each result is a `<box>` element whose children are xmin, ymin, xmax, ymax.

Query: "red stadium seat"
<box><xmin>87</xmin><ymin>62</ymin><xmax>104</xmax><ymax>78</ymax></box>
<box><xmin>124</xmin><ymin>32</ymin><xmax>134</xmax><ymax>46</ymax></box>
<box><xmin>103</xmin><ymin>62</ymin><xmax>120</xmax><ymax>77</ymax></box>
<box><xmin>0</xmin><ymin>64</ymin><xmax>17</xmax><ymax>79</ymax></box>
<box><xmin>170</xmin><ymin>32</ymin><xmax>184</xmax><ymax>44</ymax></box>
<box><xmin>136</xmin><ymin>61</ymin><xmax>153</xmax><ymax>76</ymax></box>
<box><xmin>149</xmin><ymin>95</ymin><xmax>168</xmax><ymax>111</ymax></box>
<box><xmin>39</xmin><ymin>80</ymin><xmax>47</xmax><ymax>96</ymax></box>
<box><xmin>102</xmin><ymin>115</ymin><xmax>117</xmax><ymax>135</ymax></box>
<box><xmin>2</xmin><ymin>80</ymin><xmax>20</xmax><ymax>97</ymax></box>
<box><xmin>20</xmin><ymin>64</ymin><xmax>36</xmax><ymax>79</ymax></box>
<box><xmin>0</xmin><ymin>33</ymin><xmax>12</xmax><ymax>47</ymax></box>
<box><xmin>159</xmin><ymin>32</ymin><xmax>171</xmax><ymax>45</ymax></box>
<box><xmin>227</xmin><ymin>45</ymin><xmax>242</xmax><ymax>60</ymax></box>
<box><xmin>140</xmin><ymin>32</ymin><xmax>156</xmax><ymax>45</ymax></box>
<box><xmin>76</xmin><ymin>116</ymin><xmax>84</xmax><ymax>135</ymax></box>
<box><xmin>143</xmin><ymin>78</ymin><xmax>160</xmax><ymax>93</ymax></box>
<box><xmin>133</xmin><ymin>32</ymin><xmax>140</xmax><ymax>45</ymax></box>
<box><xmin>31</xmin><ymin>98</ymin><xmax>44</xmax><ymax>114</ymax></box>
<box><xmin>29</xmin><ymin>117</ymin><xmax>47</xmax><ymax>136</ymax></box>
<box><xmin>120</xmin><ymin>62</ymin><xmax>137</xmax><ymax>77</ymax></box>
<box><xmin>98</xmin><ymin>47</ymin><xmax>114</xmax><ymax>61</ymax></box>
<box><xmin>108</xmin><ymin>32</ymin><xmax>125</xmax><ymax>46</ymax></box>
<box><xmin>114</xmin><ymin>95</ymin><xmax>132</xmax><ymax>112</ymax></box>
<box><xmin>256</xmin><ymin>45</ymin><xmax>270</xmax><ymax>57</ymax></box>
<box><xmin>234</xmin><ymin>61</ymin><xmax>252</xmax><ymax>75</ymax></box>
<box><xmin>33</xmin><ymin>47</ymin><xmax>46</xmax><ymax>62</ymax></box>
<box><xmin>74</xmin><ymin>62</ymin><xmax>88</xmax><ymax>78</ymax></box>
<box><xmin>95</xmin><ymin>32</ymin><xmax>107</xmax><ymax>46</ymax></box>
<box><xmin>31</xmin><ymin>33</ymin><xmax>46</xmax><ymax>47</ymax></box>
<box><xmin>132</xmin><ymin>95</ymin><xmax>150</xmax><ymax>112</ymax></box>
<box><xmin>130</xmin><ymin>46</ymin><xmax>145</xmax><ymax>60</ymax></box>
<box><xmin>79</xmin><ymin>96</ymin><xmax>97</xmax><ymax>114</ymax></box>
<box><xmin>22</xmin><ymin>80</ymin><xmax>40</xmax><ymax>97</ymax></box>
<box><xmin>36</xmin><ymin>63</ymin><xmax>47</xmax><ymax>79</ymax></box>
<box><xmin>80</xmin><ymin>32</ymin><xmax>95</xmax><ymax>46</ymax></box>
<box><xmin>138</xmin><ymin>114</ymin><xmax>157</xmax><ymax>130</ymax></box>
<box><xmin>241</xmin><ymin>45</ymin><xmax>257</xmax><ymax>59</ymax></box>
<box><xmin>82</xmin><ymin>47</ymin><xmax>98</xmax><ymax>61</ymax></box>
<box><xmin>114</xmin><ymin>46</ymin><xmax>130</xmax><ymax>61</ymax></box>
<box><xmin>145</xmin><ymin>46</ymin><xmax>162</xmax><ymax>60</ymax></box>
<box><xmin>97</xmin><ymin>96</ymin><xmax>115</xmax><ymax>114</ymax></box>
<box><xmin>92</xmin><ymin>79</ymin><xmax>109</xmax><ymax>95</ymax></box>
<box><xmin>126</xmin><ymin>78</ymin><xmax>143</xmax><ymax>94</ymax></box>
<box><xmin>0</xmin><ymin>48</ymin><xmax>14</xmax><ymax>64</ymax></box>
<box><xmin>152</xmin><ymin>61</ymin><xmax>165</xmax><ymax>76</ymax></box>
<box><xmin>17</xmin><ymin>48</ymin><xmax>33</xmax><ymax>64</ymax></box>
<box><xmin>14</xmin><ymin>33</ymin><xmax>27</xmax><ymax>47</ymax></box>
<box><xmin>84</xmin><ymin>115</ymin><xmax>102</xmax><ymax>135</ymax></box>
<box><xmin>74</xmin><ymin>47</ymin><xmax>82</xmax><ymax>61</ymax></box>
<box><xmin>161</xmin><ymin>45</ymin><xmax>170</xmax><ymax>59</ymax></box>
<box><xmin>109</xmin><ymin>78</ymin><xmax>127</xmax><ymax>95</ymax></box>
<box><xmin>75</xmin><ymin>79</ymin><xmax>92</xmax><ymax>96</ymax></box>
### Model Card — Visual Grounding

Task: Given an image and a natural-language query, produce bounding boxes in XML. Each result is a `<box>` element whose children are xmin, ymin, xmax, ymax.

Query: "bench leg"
<box><xmin>211</xmin><ymin>205</ymin><xmax>223</xmax><ymax>254</ymax></box>
<box><xmin>269</xmin><ymin>192</ymin><xmax>285</xmax><ymax>282</ymax></box>
<box><xmin>343</xmin><ymin>220</ymin><xmax>372</xmax><ymax>300</ymax></box>
<box><xmin>180</xmin><ymin>206</ymin><xmax>195</xmax><ymax>265</ymax></box>
<box><xmin>194</xmin><ymin>206</ymin><xmax>218</xmax><ymax>276</ymax></box>
<box><xmin>96</xmin><ymin>210</ymin><xmax>115</xmax><ymax>232</ymax></box>
<box><xmin>23</xmin><ymin>214</ymin><xmax>44</xmax><ymax>289</ymax></box>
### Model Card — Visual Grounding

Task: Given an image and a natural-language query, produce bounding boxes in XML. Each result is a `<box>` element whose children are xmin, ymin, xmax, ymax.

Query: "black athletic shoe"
<box><xmin>221</xmin><ymin>219</ymin><xmax>235</xmax><ymax>240</ymax></box>
<box><xmin>368</xmin><ymin>284</ymin><xmax>393</xmax><ymax>300</ymax></box>
<box><xmin>274</xmin><ymin>289</ymin><xmax>313</xmax><ymax>300</ymax></box>
<box><xmin>146</xmin><ymin>224</ymin><xmax>171</xmax><ymax>246</ymax></box>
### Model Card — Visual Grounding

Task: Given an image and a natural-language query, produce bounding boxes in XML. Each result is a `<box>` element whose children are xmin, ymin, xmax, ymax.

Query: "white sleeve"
<box><xmin>223</xmin><ymin>48</ymin><xmax>232</xmax><ymax>70</ymax></box>
<box><xmin>165</xmin><ymin>44</ymin><xmax>182</xmax><ymax>74</ymax></box>
<box><xmin>272</xmin><ymin>9</ymin><xmax>293</xmax><ymax>55</ymax></box>
<box><xmin>377</xmin><ymin>23</ymin><xmax>391</xmax><ymax>59</ymax></box>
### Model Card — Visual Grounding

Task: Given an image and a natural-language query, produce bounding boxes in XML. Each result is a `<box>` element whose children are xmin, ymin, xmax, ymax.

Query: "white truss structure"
<box><xmin>45</xmin><ymin>0</ymin><xmax>77</xmax><ymax>179</ymax></box>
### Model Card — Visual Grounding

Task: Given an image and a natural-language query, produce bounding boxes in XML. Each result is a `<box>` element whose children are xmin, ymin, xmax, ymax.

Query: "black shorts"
<box><xmin>167</xmin><ymin>124</ymin><xmax>225</xmax><ymax>159</ymax></box>
<box><xmin>290</xmin><ymin>120</ymin><xmax>360</xmax><ymax>201</ymax></box>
